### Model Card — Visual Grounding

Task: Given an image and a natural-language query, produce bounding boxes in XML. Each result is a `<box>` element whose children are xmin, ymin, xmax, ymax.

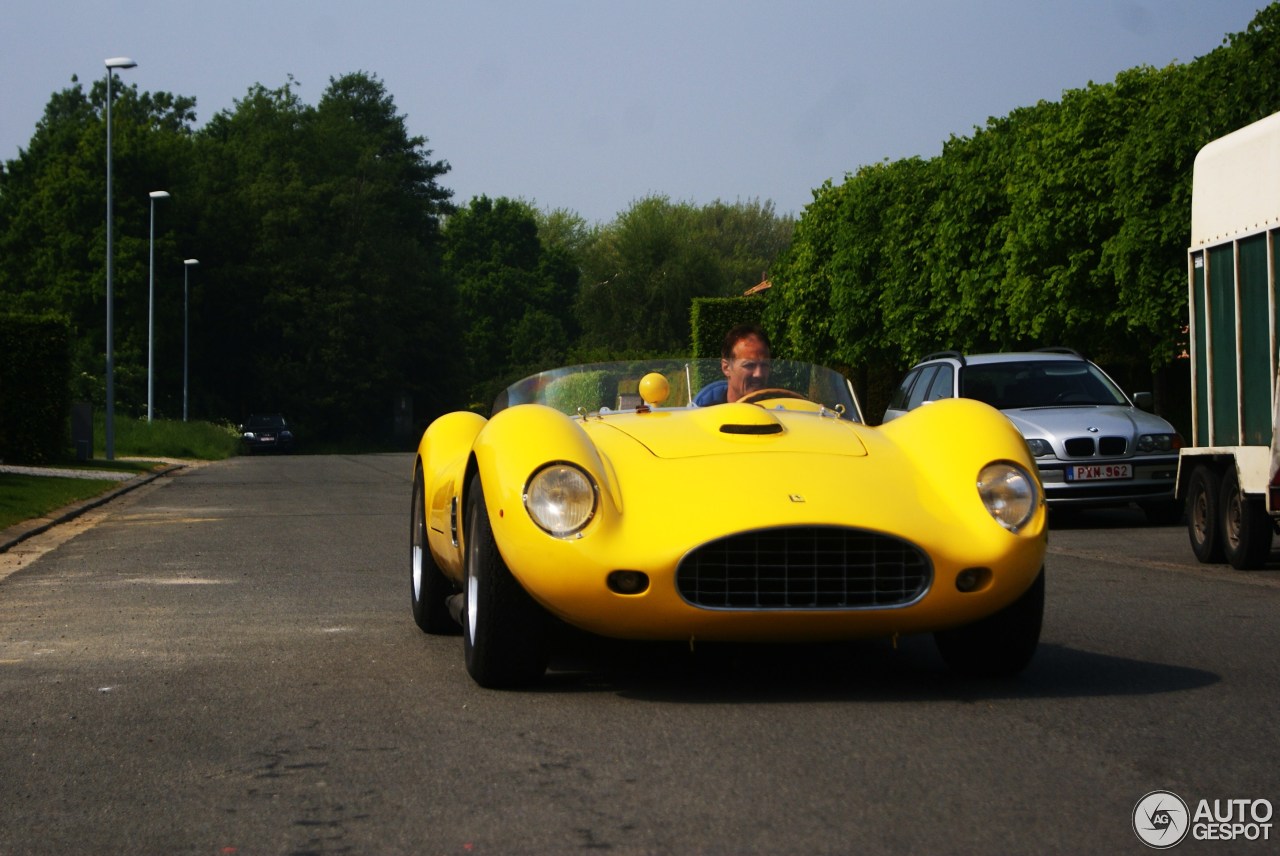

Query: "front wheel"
<box><xmin>463</xmin><ymin>474</ymin><xmax>550</xmax><ymax>688</ymax></box>
<box><xmin>1186</xmin><ymin>465</ymin><xmax>1224</xmax><ymax>564</ymax></box>
<box><xmin>1221</xmin><ymin>469</ymin><xmax>1274</xmax><ymax>570</ymax></box>
<box><xmin>934</xmin><ymin>570</ymin><xmax>1044</xmax><ymax>678</ymax></box>
<box><xmin>410</xmin><ymin>463</ymin><xmax>459</xmax><ymax>634</ymax></box>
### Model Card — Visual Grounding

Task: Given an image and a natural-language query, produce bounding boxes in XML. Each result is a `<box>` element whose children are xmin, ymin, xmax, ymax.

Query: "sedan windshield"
<box><xmin>960</xmin><ymin>361</ymin><xmax>1129</xmax><ymax>409</ymax></box>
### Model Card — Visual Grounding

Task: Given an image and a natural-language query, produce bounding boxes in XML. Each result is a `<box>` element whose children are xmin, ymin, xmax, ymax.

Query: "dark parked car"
<box><xmin>882</xmin><ymin>350</ymin><xmax>1183</xmax><ymax>523</ymax></box>
<box><xmin>240</xmin><ymin>413</ymin><xmax>295</xmax><ymax>454</ymax></box>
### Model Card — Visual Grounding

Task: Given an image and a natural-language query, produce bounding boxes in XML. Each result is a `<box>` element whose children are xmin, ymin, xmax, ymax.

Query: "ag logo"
<box><xmin>1133</xmin><ymin>790</ymin><xmax>1190</xmax><ymax>848</ymax></box>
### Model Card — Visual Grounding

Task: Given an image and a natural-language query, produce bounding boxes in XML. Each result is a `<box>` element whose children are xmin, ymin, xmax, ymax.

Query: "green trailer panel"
<box><xmin>1239</xmin><ymin>233</ymin><xmax>1273</xmax><ymax>445</ymax></box>
<box><xmin>1207</xmin><ymin>243</ymin><xmax>1239</xmax><ymax>445</ymax></box>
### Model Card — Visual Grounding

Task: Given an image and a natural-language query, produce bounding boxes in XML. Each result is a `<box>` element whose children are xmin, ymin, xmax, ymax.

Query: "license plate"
<box><xmin>1066</xmin><ymin>463</ymin><xmax>1132</xmax><ymax>481</ymax></box>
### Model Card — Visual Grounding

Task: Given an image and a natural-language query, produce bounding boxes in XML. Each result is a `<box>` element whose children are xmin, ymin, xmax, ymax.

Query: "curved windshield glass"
<box><xmin>960</xmin><ymin>360</ymin><xmax>1129</xmax><ymax>409</ymax></box>
<box><xmin>493</xmin><ymin>358</ymin><xmax>863</xmax><ymax>421</ymax></box>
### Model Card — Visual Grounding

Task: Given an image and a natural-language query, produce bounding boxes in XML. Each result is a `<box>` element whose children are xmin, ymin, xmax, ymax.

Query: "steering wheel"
<box><xmin>737</xmin><ymin>387</ymin><xmax>809</xmax><ymax>405</ymax></box>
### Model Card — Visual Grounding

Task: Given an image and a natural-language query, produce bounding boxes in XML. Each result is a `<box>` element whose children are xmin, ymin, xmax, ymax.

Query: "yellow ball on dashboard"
<box><xmin>638</xmin><ymin>372</ymin><xmax>670</xmax><ymax>406</ymax></box>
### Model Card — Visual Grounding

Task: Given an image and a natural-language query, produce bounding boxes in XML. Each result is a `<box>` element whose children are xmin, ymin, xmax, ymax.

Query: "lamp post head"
<box><xmin>104</xmin><ymin>57</ymin><xmax>137</xmax><ymax>70</ymax></box>
<box><xmin>184</xmin><ymin>258</ymin><xmax>200</xmax><ymax>266</ymax></box>
<box><xmin>149</xmin><ymin>190</ymin><xmax>170</xmax><ymax>200</ymax></box>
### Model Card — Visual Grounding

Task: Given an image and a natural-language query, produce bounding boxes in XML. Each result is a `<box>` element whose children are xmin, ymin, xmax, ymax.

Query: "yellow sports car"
<box><xmin>410</xmin><ymin>358</ymin><xmax>1047</xmax><ymax>688</ymax></box>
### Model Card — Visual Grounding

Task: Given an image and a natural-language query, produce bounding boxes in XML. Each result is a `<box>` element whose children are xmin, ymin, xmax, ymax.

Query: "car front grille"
<box><xmin>1064</xmin><ymin>436</ymin><xmax>1127</xmax><ymax>457</ymax></box>
<box><xmin>676</xmin><ymin>526</ymin><xmax>931</xmax><ymax>610</ymax></box>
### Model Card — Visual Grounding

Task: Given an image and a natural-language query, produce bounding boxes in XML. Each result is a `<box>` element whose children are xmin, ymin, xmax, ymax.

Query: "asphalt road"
<box><xmin>1</xmin><ymin>454</ymin><xmax>1277</xmax><ymax>855</ymax></box>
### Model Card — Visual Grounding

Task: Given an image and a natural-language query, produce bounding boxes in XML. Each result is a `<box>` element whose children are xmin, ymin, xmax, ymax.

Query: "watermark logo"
<box><xmin>1133</xmin><ymin>790</ymin><xmax>1190</xmax><ymax>849</ymax></box>
<box><xmin>1133</xmin><ymin>792</ymin><xmax>1274</xmax><ymax>847</ymax></box>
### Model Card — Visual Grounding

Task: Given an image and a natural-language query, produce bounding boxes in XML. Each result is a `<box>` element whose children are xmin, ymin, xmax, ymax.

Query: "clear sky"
<box><xmin>1</xmin><ymin>1</ymin><xmax>1267</xmax><ymax>224</ymax></box>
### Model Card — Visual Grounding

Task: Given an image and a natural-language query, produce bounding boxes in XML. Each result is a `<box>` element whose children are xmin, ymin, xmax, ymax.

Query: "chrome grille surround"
<box><xmin>676</xmin><ymin>526</ymin><xmax>932</xmax><ymax>610</ymax></box>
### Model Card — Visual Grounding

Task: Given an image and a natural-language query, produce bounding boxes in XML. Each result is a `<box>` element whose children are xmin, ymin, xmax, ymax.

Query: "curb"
<box><xmin>0</xmin><ymin>464</ymin><xmax>184</xmax><ymax>554</ymax></box>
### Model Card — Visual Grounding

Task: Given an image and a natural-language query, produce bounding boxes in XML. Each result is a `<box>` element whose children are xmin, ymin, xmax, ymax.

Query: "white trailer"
<box><xmin>1178</xmin><ymin>111</ymin><xmax>1280</xmax><ymax>569</ymax></box>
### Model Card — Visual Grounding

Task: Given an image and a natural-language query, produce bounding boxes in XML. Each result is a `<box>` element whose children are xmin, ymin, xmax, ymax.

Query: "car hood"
<box><xmin>589</xmin><ymin>403</ymin><xmax>868</xmax><ymax>459</ymax></box>
<box><xmin>1001</xmin><ymin>404</ymin><xmax>1174</xmax><ymax>439</ymax></box>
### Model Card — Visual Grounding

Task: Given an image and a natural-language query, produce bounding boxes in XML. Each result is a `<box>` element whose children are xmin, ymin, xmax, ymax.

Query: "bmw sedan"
<box><xmin>882</xmin><ymin>350</ymin><xmax>1183</xmax><ymax>523</ymax></box>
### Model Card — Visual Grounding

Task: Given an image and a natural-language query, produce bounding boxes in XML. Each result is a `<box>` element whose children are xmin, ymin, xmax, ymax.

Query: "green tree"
<box><xmin>0</xmin><ymin>76</ymin><xmax>197</xmax><ymax>409</ymax></box>
<box><xmin>576</xmin><ymin>196</ymin><xmax>793</xmax><ymax>356</ymax></box>
<box><xmin>532</xmin><ymin>205</ymin><xmax>598</xmax><ymax>258</ymax></box>
<box><xmin>190</xmin><ymin>73</ymin><xmax>457</xmax><ymax>439</ymax></box>
<box><xmin>695</xmin><ymin>198</ymin><xmax>794</xmax><ymax>294</ymax></box>
<box><xmin>443</xmin><ymin>196</ymin><xmax>580</xmax><ymax>403</ymax></box>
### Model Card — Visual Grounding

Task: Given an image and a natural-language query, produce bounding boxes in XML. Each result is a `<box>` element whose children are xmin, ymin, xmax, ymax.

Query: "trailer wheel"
<box><xmin>1186</xmin><ymin>465</ymin><xmax>1224</xmax><ymax>563</ymax></box>
<box><xmin>1221</xmin><ymin>469</ymin><xmax>1274</xmax><ymax>570</ymax></box>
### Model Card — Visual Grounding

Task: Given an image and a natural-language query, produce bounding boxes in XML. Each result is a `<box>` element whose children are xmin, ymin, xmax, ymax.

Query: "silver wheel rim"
<box><xmin>466</xmin><ymin>517</ymin><xmax>480</xmax><ymax>642</ymax></box>
<box><xmin>412</xmin><ymin>542</ymin><xmax>424</xmax><ymax>600</ymax></box>
<box><xmin>412</xmin><ymin>491</ymin><xmax>425</xmax><ymax>600</ymax></box>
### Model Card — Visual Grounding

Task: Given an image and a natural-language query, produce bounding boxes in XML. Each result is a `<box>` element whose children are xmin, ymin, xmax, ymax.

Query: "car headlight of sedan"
<box><xmin>524</xmin><ymin>463</ymin><xmax>597</xmax><ymax>538</ymax></box>
<box><xmin>1136</xmin><ymin>432</ymin><xmax>1182</xmax><ymax>453</ymax></box>
<box><xmin>977</xmin><ymin>462</ymin><xmax>1038</xmax><ymax>532</ymax></box>
<box><xmin>1024</xmin><ymin>438</ymin><xmax>1053</xmax><ymax>457</ymax></box>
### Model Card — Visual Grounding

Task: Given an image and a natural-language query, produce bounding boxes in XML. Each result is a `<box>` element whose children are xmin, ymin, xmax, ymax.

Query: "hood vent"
<box><xmin>720</xmin><ymin>423</ymin><xmax>784</xmax><ymax>435</ymax></box>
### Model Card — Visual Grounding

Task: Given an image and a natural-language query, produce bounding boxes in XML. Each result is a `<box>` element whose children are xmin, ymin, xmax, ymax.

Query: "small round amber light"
<box><xmin>955</xmin><ymin>567</ymin><xmax>992</xmax><ymax>593</ymax></box>
<box><xmin>607</xmin><ymin>570</ymin><xmax>650</xmax><ymax>595</ymax></box>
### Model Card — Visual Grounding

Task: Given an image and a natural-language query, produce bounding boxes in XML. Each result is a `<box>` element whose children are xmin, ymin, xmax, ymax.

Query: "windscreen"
<box><xmin>493</xmin><ymin>358</ymin><xmax>862</xmax><ymax>421</ymax></box>
<box><xmin>960</xmin><ymin>361</ymin><xmax>1128</xmax><ymax>409</ymax></box>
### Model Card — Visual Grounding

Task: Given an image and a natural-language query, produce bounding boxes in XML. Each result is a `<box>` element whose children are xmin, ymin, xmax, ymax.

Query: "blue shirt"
<box><xmin>694</xmin><ymin>380</ymin><xmax>728</xmax><ymax>406</ymax></box>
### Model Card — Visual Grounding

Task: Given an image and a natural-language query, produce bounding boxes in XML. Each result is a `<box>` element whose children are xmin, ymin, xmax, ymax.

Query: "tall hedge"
<box><xmin>765</xmin><ymin>4</ymin><xmax>1280</xmax><ymax>421</ymax></box>
<box><xmin>691</xmin><ymin>296</ymin><xmax>765</xmax><ymax>358</ymax></box>
<box><xmin>0</xmin><ymin>313</ymin><xmax>71</xmax><ymax>463</ymax></box>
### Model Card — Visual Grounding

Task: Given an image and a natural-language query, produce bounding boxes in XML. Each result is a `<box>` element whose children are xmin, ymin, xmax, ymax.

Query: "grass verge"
<box><xmin>92</xmin><ymin>415</ymin><xmax>241</xmax><ymax>460</ymax></box>
<box><xmin>0</xmin><ymin>473</ymin><xmax>123</xmax><ymax>530</ymax></box>
<box><xmin>1</xmin><ymin>415</ymin><xmax>233</xmax><ymax>536</ymax></box>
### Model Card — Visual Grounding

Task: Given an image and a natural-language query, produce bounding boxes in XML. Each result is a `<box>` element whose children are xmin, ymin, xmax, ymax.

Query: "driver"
<box><xmin>694</xmin><ymin>323</ymin><xmax>773</xmax><ymax>405</ymax></box>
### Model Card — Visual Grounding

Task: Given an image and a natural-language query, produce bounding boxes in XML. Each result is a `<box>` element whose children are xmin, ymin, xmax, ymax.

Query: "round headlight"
<box><xmin>977</xmin><ymin>462</ymin><xmax>1037</xmax><ymax>532</ymax></box>
<box><xmin>525</xmin><ymin>464</ymin><xmax>597</xmax><ymax>537</ymax></box>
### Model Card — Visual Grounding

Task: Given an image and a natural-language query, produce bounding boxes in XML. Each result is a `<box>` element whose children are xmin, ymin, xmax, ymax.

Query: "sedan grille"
<box><xmin>676</xmin><ymin>526</ymin><xmax>931</xmax><ymax>610</ymax></box>
<box><xmin>1064</xmin><ymin>437</ymin><xmax>1093</xmax><ymax>456</ymax></box>
<box><xmin>1099</xmin><ymin>436</ymin><xmax>1127</xmax><ymax>455</ymax></box>
<box><xmin>1064</xmin><ymin>436</ymin><xmax>1127</xmax><ymax>457</ymax></box>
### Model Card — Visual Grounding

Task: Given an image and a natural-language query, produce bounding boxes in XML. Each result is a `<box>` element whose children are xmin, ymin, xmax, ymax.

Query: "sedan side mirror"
<box><xmin>1132</xmin><ymin>391</ymin><xmax>1154</xmax><ymax>411</ymax></box>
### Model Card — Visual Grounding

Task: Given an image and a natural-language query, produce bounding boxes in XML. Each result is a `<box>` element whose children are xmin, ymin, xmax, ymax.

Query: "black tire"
<box><xmin>934</xmin><ymin>569</ymin><xmax>1044</xmax><ymax>678</ymax></box>
<box><xmin>1186</xmin><ymin>465</ymin><xmax>1224</xmax><ymax>563</ymax></box>
<box><xmin>1221</xmin><ymin>469</ymin><xmax>1274</xmax><ymax>570</ymax></box>
<box><xmin>410</xmin><ymin>463</ymin><xmax>459</xmax><ymax>634</ymax></box>
<box><xmin>463</xmin><ymin>474</ymin><xmax>550</xmax><ymax>688</ymax></box>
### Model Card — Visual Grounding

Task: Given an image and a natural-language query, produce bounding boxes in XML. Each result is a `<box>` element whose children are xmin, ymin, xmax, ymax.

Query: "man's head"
<box><xmin>720</xmin><ymin>323</ymin><xmax>772</xmax><ymax>402</ymax></box>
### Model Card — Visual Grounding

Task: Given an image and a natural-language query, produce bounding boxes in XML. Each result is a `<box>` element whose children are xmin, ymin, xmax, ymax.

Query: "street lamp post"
<box><xmin>147</xmin><ymin>190</ymin><xmax>170</xmax><ymax>422</ymax></box>
<box><xmin>104</xmin><ymin>56</ymin><xmax>137</xmax><ymax>460</ymax></box>
<box><xmin>183</xmin><ymin>259</ymin><xmax>199</xmax><ymax>421</ymax></box>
